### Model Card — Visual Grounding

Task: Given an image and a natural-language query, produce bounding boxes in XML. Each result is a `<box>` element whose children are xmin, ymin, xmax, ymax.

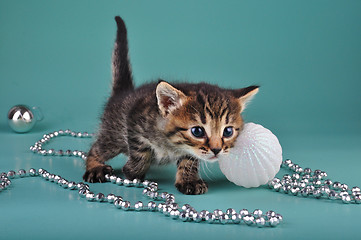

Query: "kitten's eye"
<box><xmin>191</xmin><ymin>126</ymin><xmax>205</xmax><ymax>138</ymax></box>
<box><xmin>223</xmin><ymin>127</ymin><xmax>234</xmax><ymax>138</ymax></box>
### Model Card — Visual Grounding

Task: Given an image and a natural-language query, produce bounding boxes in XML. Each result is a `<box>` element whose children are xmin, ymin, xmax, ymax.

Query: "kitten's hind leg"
<box><xmin>122</xmin><ymin>142</ymin><xmax>152</xmax><ymax>181</ymax></box>
<box><xmin>83</xmin><ymin>157</ymin><xmax>113</xmax><ymax>183</ymax></box>
<box><xmin>83</xmin><ymin>140</ymin><xmax>126</xmax><ymax>183</ymax></box>
<box><xmin>175</xmin><ymin>158</ymin><xmax>208</xmax><ymax>195</ymax></box>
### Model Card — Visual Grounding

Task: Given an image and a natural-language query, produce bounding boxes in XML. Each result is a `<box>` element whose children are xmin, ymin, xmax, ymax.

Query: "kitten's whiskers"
<box><xmin>200</xmin><ymin>160</ymin><xmax>214</xmax><ymax>181</ymax></box>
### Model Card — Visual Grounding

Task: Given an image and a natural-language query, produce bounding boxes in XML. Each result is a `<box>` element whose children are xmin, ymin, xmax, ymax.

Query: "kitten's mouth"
<box><xmin>192</xmin><ymin>151</ymin><xmax>219</xmax><ymax>162</ymax></box>
<box><xmin>205</xmin><ymin>156</ymin><xmax>219</xmax><ymax>162</ymax></box>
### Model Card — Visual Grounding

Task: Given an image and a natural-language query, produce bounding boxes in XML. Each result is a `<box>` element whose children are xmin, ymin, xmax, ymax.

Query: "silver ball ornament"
<box><xmin>8</xmin><ymin>105</ymin><xmax>43</xmax><ymax>133</ymax></box>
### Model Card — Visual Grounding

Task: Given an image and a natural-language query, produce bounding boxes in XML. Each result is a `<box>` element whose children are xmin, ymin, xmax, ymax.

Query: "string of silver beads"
<box><xmin>27</xmin><ymin>129</ymin><xmax>283</xmax><ymax>227</ymax></box>
<box><xmin>25</xmin><ymin>129</ymin><xmax>361</xmax><ymax>227</ymax></box>
<box><xmin>29</xmin><ymin>129</ymin><xmax>93</xmax><ymax>160</ymax></box>
<box><xmin>1</xmin><ymin>168</ymin><xmax>282</xmax><ymax>227</ymax></box>
<box><xmin>104</xmin><ymin>173</ymin><xmax>283</xmax><ymax>226</ymax></box>
<box><xmin>268</xmin><ymin>159</ymin><xmax>361</xmax><ymax>204</ymax></box>
<box><xmin>0</xmin><ymin>173</ymin><xmax>12</xmax><ymax>191</ymax></box>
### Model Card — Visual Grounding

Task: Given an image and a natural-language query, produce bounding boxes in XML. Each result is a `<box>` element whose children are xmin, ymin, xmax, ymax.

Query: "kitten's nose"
<box><xmin>211</xmin><ymin>148</ymin><xmax>221</xmax><ymax>156</ymax></box>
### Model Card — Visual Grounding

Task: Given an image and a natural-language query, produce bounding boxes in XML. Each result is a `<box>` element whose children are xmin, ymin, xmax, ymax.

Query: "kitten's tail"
<box><xmin>111</xmin><ymin>16</ymin><xmax>134</xmax><ymax>95</ymax></box>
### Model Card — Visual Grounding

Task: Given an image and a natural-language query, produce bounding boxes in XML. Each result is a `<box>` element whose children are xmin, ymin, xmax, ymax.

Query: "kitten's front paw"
<box><xmin>175</xmin><ymin>179</ymin><xmax>208</xmax><ymax>195</ymax></box>
<box><xmin>83</xmin><ymin>165</ymin><xmax>113</xmax><ymax>183</ymax></box>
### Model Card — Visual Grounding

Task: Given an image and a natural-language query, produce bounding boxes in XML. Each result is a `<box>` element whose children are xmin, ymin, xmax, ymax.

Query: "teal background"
<box><xmin>1</xmin><ymin>1</ymin><xmax>360</xmax><ymax>239</ymax></box>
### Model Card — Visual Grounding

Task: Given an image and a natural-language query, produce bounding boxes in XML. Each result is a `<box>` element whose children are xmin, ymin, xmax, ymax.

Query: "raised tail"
<box><xmin>111</xmin><ymin>16</ymin><xmax>134</xmax><ymax>95</ymax></box>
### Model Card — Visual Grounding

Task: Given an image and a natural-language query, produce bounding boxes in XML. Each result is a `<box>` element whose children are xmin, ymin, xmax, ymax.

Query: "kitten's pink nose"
<box><xmin>211</xmin><ymin>148</ymin><xmax>221</xmax><ymax>156</ymax></box>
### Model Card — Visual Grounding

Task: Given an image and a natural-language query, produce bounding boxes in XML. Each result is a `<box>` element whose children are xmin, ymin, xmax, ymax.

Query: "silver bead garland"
<box><xmin>268</xmin><ymin>159</ymin><xmax>361</xmax><ymax>204</ymax></box>
<box><xmin>0</xmin><ymin>167</ymin><xmax>283</xmax><ymax>227</ymax></box>
<box><xmin>2</xmin><ymin>129</ymin><xmax>360</xmax><ymax>228</ymax></box>
<box><xmin>27</xmin><ymin>129</ymin><xmax>285</xmax><ymax>227</ymax></box>
<box><xmin>29</xmin><ymin>129</ymin><xmax>93</xmax><ymax>160</ymax></box>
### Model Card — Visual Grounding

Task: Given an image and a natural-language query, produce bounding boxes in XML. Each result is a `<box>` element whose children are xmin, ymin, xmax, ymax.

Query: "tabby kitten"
<box><xmin>83</xmin><ymin>16</ymin><xmax>259</xmax><ymax>195</ymax></box>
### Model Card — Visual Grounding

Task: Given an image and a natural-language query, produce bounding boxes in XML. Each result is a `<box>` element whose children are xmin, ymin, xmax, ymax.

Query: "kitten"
<box><xmin>83</xmin><ymin>16</ymin><xmax>259</xmax><ymax>195</ymax></box>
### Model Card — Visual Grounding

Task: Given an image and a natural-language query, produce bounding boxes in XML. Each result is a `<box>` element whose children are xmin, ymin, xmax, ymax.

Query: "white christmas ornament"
<box><xmin>218</xmin><ymin>123</ymin><xmax>283</xmax><ymax>188</ymax></box>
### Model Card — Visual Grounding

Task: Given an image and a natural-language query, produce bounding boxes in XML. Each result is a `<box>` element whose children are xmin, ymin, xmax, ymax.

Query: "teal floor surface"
<box><xmin>1</xmin><ymin>1</ymin><xmax>361</xmax><ymax>239</ymax></box>
<box><xmin>1</xmin><ymin>126</ymin><xmax>361</xmax><ymax>239</ymax></box>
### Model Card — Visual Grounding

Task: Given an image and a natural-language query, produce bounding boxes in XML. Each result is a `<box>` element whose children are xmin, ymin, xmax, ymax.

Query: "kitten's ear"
<box><xmin>233</xmin><ymin>85</ymin><xmax>259</xmax><ymax>112</ymax></box>
<box><xmin>156</xmin><ymin>81</ymin><xmax>187</xmax><ymax>117</ymax></box>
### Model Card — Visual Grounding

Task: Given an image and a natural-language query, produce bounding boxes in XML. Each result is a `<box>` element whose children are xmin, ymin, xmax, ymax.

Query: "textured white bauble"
<box><xmin>218</xmin><ymin>123</ymin><xmax>283</xmax><ymax>188</ymax></box>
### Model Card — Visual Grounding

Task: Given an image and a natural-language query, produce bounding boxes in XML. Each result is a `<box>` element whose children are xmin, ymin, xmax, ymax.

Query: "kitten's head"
<box><xmin>156</xmin><ymin>81</ymin><xmax>259</xmax><ymax>162</ymax></box>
